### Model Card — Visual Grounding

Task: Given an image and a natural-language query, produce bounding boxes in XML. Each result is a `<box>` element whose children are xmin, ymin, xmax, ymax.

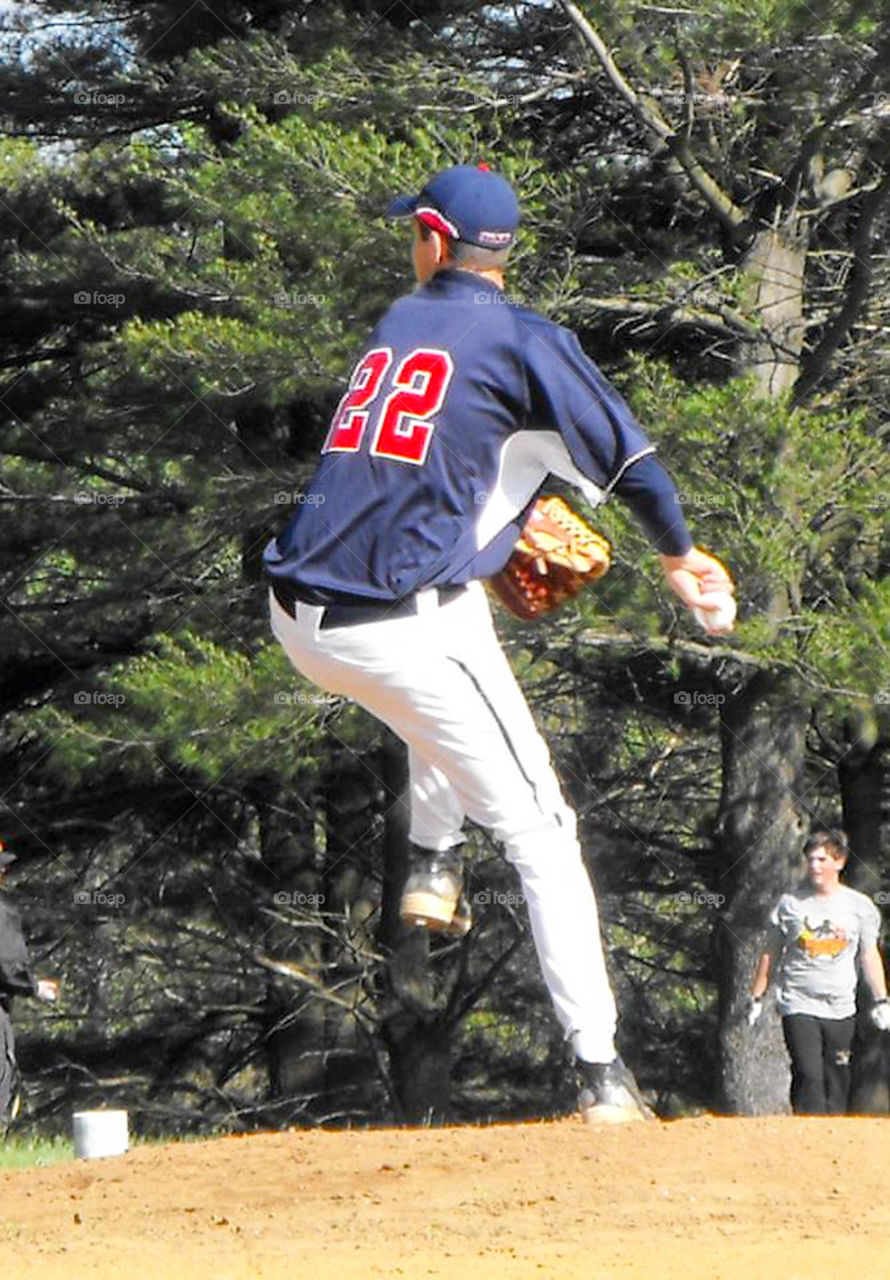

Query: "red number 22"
<box><xmin>324</xmin><ymin>347</ymin><xmax>453</xmax><ymax>466</ymax></box>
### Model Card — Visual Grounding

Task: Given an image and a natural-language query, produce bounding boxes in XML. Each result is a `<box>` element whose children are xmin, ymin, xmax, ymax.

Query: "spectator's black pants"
<box><xmin>782</xmin><ymin>1013</ymin><xmax>856</xmax><ymax>1115</ymax></box>
<box><xmin>0</xmin><ymin>1003</ymin><xmax>19</xmax><ymax>1128</ymax></box>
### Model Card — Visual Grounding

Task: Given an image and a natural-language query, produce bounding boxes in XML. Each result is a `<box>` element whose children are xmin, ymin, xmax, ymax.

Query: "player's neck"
<box><xmin>439</xmin><ymin>264</ymin><xmax>505</xmax><ymax>290</ymax></box>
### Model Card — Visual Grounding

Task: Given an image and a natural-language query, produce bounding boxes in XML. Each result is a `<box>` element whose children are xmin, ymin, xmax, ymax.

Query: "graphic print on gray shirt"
<box><xmin>767</xmin><ymin>885</ymin><xmax>881</xmax><ymax>1019</ymax></box>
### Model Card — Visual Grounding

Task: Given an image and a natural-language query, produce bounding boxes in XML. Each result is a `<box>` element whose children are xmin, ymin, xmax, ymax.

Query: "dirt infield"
<box><xmin>2</xmin><ymin>1114</ymin><xmax>888</xmax><ymax>1279</ymax></box>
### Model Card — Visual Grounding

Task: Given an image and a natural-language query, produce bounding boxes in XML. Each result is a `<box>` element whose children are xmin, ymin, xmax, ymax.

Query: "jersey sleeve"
<box><xmin>609</xmin><ymin>454</ymin><xmax>693</xmax><ymax>556</ymax></box>
<box><xmin>519</xmin><ymin>317</ymin><xmax>692</xmax><ymax>554</ymax></box>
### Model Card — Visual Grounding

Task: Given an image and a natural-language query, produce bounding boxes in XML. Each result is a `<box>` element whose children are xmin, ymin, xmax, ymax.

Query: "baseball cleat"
<box><xmin>400</xmin><ymin>848</ymin><xmax>471</xmax><ymax>936</ymax></box>
<box><xmin>576</xmin><ymin>1056</ymin><xmax>653</xmax><ymax>1124</ymax></box>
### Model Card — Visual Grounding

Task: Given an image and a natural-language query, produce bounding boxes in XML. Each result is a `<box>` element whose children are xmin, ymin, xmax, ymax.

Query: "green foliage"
<box><xmin>589</xmin><ymin>0</ymin><xmax>880</xmax><ymax>66</ymax></box>
<box><xmin>18</xmin><ymin>630</ymin><xmax>378</xmax><ymax>790</ymax></box>
<box><xmin>594</xmin><ymin>360</ymin><xmax>890</xmax><ymax>693</ymax></box>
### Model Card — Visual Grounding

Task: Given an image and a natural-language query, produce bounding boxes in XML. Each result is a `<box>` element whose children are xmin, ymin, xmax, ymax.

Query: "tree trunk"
<box><xmin>740</xmin><ymin>225</ymin><xmax>807</xmax><ymax>399</ymax></box>
<box><xmin>319</xmin><ymin>761</ymin><xmax>384</xmax><ymax>1119</ymax></box>
<box><xmin>255</xmin><ymin>788</ymin><xmax>328</xmax><ymax>1118</ymax></box>
<box><xmin>839</xmin><ymin>715</ymin><xmax>889</xmax><ymax>1113</ymax></box>
<box><xmin>378</xmin><ymin>732</ymin><xmax>454</xmax><ymax>1123</ymax></box>
<box><xmin>839</xmin><ymin>713</ymin><xmax>884</xmax><ymax>894</ymax></box>
<box><xmin>716</xmin><ymin>670</ymin><xmax>810</xmax><ymax>1113</ymax></box>
<box><xmin>715</xmin><ymin>210</ymin><xmax>811</xmax><ymax>1113</ymax></box>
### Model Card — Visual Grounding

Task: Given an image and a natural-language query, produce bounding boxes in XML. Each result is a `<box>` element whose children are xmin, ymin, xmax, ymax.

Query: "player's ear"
<box><xmin>431</xmin><ymin>230</ymin><xmax>448</xmax><ymax>266</ymax></box>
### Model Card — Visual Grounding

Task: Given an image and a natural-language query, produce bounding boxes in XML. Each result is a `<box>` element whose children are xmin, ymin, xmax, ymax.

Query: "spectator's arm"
<box><xmin>861</xmin><ymin>945</ymin><xmax>889</xmax><ymax>1002</ymax></box>
<box><xmin>750</xmin><ymin>949</ymin><xmax>774</xmax><ymax>1000</ymax></box>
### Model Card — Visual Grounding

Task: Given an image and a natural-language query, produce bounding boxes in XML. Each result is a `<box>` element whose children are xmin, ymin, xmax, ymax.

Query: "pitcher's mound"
<box><xmin>2</xmin><ymin>1115</ymin><xmax>887</xmax><ymax>1279</ymax></box>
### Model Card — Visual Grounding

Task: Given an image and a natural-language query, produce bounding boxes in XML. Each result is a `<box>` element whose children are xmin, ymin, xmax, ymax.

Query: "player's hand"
<box><xmin>870</xmin><ymin>999</ymin><xmax>890</xmax><ymax>1033</ymax></box>
<box><xmin>659</xmin><ymin>547</ymin><xmax>735</xmax><ymax>633</ymax></box>
<box><xmin>36</xmin><ymin>978</ymin><xmax>59</xmax><ymax>1004</ymax></box>
<box><xmin>746</xmin><ymin>996</ymin><xmax>763</xmax><ymax>1027</ymax></box>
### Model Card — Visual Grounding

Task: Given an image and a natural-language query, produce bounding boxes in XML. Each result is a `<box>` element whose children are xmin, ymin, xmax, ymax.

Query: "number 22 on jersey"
<box><xmin>323</xmin><ymin>347</ymin><xmax>454</xmax><ymax>466</ymax></box>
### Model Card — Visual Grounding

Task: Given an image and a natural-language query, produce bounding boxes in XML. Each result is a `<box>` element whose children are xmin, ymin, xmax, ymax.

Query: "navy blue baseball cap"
<box><xmin>386</xmin><ymin>164</ymin><xmax>519</xmax><ymax>249</ymax></box>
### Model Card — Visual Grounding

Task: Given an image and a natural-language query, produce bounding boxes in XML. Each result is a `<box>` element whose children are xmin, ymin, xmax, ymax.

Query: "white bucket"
<box><xmin>72</xmin><ymin>1109</ymin><xmax>129</xmax><ymax>1159</ymax></box>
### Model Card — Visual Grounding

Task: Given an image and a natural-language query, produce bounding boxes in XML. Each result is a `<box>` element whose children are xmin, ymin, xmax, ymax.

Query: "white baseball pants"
<box><xmin>270</xmin><ymin>580</ymin><xmax>617</xmax><ymax>1063</ymax></box>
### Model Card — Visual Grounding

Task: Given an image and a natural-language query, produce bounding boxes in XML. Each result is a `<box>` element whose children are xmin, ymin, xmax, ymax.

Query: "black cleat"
<box><xmin>400</xmin><ymin>848</ymin><xmax>471</xmax><ymax>937</ymax></box>
<box><xmin>577</xmin><ymin>1056</ymin><xmax>653</xmax><ymax>1124</ymax></box>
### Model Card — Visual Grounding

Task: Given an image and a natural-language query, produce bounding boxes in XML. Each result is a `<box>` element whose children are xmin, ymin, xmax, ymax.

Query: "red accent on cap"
<box><xmin>477</xmin><ymin>162</ymin><xmax>491</xmax><ymax>171</ymax></box>
<box><xmin>415</xmin><ymin>207</ymin><xmax>461</xmax><ymax>240</ymax></box>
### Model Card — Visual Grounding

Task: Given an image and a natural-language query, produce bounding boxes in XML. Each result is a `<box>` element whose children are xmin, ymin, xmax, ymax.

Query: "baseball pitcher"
<box><xmin>264</xmin><ymin>164</ymin><xmax>735</xmax><ymax>1122</ymax></box>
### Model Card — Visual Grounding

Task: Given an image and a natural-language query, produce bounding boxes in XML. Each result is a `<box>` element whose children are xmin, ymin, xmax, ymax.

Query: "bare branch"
<box><xmin>557</xmin><ymin>0</ymin><xmax>746</xmax><ymax>234</ymax></box>
<box><xmin>568</xmin><ymin>295</ymin><xmax>761</xmax><ymax>344</ymax></box>
<box><xmin>251</xmin><ymin>950</ymin><xmax>377</xmax><ymax>1023</ymax></box>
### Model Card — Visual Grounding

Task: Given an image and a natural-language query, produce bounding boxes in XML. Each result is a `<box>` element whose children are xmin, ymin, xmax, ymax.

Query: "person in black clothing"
<box><xmin>0</xmin><ymin>847</ymin><xmax>58</xmax><ymax>1129</ymax></box>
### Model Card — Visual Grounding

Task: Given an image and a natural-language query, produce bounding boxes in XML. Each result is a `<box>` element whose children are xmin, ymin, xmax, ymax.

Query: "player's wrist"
<box><xmin>659</xmin><ymin>546</ymin><xmax>728</xmax><ymax>573</ymax></box>
<box><xmin>659</xmin><ymin>550</ymin><xmax>696</xmax><ymax>569</ymax></box>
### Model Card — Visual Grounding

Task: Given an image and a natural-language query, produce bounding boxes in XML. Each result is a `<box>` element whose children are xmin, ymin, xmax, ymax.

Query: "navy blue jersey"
<box><xmin>265</xmin><ymin>270</ymin><xmax>692</xmax><ymax>600</ymax></box>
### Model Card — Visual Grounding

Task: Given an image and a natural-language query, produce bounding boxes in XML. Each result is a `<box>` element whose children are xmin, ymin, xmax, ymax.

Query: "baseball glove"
<box><xmin>487</xmin><ymin>495</ymin><xmax>611</xmax><ymax>620</ymax></box>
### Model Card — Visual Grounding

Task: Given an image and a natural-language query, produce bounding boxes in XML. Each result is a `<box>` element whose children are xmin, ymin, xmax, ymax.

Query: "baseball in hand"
<box><xmin>692</xmin><ymin>591</ymin><xmax>737</xmax><ymax>635</ymax></box>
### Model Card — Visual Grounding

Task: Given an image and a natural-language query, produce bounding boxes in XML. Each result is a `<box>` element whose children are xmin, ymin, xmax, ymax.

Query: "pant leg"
<box><xmin>782</xmin><ymin>1014</ymin><xmax>826</xmax><ymax>1114</ymax></box>
<box><xmin>270</xmin><ymin>583</ymin><xmax>618</xmax><ymax>1064</ymax></box>
<box><xmin>0</xmin><ymin>1005</ymin><xmax>18</xmax><ymax>1128</ymax></box>
<box><xmin>821</xmin><ymin>1016</ymin><xmax>856</xmax><ymax>1115</ymax></box>
<box><xmin>406</xmin><ymin>748</ymin><xmax>466</xmax><ymax>851</ymax></box>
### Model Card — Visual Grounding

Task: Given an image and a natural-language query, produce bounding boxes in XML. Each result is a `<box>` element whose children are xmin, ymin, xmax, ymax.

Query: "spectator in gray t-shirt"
<box><xmin>747</xmin><ymin>828</ymin><xmax>890</xmax><ymax>1114</ymax></box>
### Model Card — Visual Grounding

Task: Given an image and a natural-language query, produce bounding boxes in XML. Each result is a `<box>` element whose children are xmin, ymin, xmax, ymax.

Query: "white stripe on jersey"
<box><xmin>473</xmin><ymin>429</ymin><xmax>608</xmax><ymax>551</ymax></box>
